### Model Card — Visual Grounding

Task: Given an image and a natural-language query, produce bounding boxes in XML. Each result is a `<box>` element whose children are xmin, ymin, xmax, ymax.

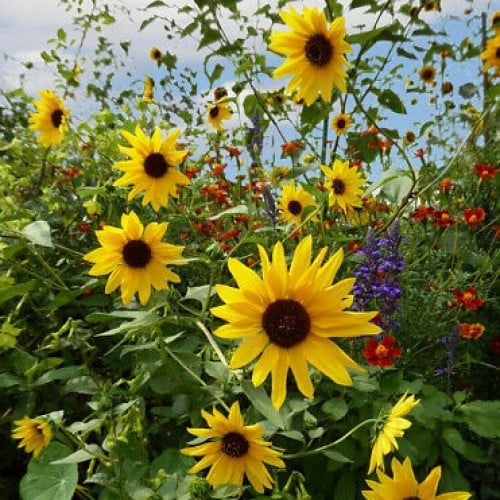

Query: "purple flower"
<box><xmin>352</xmin><ymin>222</ymin><xmax>405</xmax><ymax>333</ymax></box>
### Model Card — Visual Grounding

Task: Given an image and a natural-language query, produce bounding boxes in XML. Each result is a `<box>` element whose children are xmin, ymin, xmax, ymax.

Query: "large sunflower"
<box><xmin>331</xmin><ymin>112</ymin><xmax>351</xmax><ymax>135</ymax></box>
<box><xmin>277</xmin><ymin>182</ymin><xmax>317</xmax><ymax>226</ymax></box>
<box><xmin>84</xmin><ymin>211</ymin><xmax>185</xmax><ymax>305</ymax></box>
<box><xmin>12</xmin><ymin>416</ymin><xmax>53</xmax><ymax>458</ymax></box>
<box><xmin>363</xmin><ymin>456</ymin><xmax>471</xmax><ymax>500</ymax></box>
<box><xmin>321</xmin><ymin>159</ymin><xmax>365</xmax><ymax>213</ymax></box>
<box><xmin>368</xmin><ymin>392</ymin><xmax>420</xmax><ymax>474</ymax></box>
<box><xmin>28</xmin><ymin>90</ymin><xmax>69</xmax><ymax>148</ymax></box>
<box><xmin>268</xmin><ymin>6</ymin><xmax>352</xmax><ymax>106</ymax></box>
<box><xmin>211</xmin><ymin>236</ymin><xmax>380</xmax><ymax>409</ymax></box>
<box><xmin>480</xmin><ymin>35</ymin><xmax>500</xmax><ymax>72</ymax></box>
<box><xmin>207</xmin><ymin>100</ymin><xmax>232</xmax><ymax>131</ymax></box>
<box><xmin>113</xmin><ymin>126</ymin><xmax>189</xmax><ymax>211</ymax></box>
<box><xmin>181</xmin><ymin>402</ymin><xmax>284</xmax><ymax>493</ymax></box>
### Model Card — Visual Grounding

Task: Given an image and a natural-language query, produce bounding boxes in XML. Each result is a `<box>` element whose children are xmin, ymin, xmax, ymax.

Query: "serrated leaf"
<box><xmin>459</xmin><ymin>400</ymin><xmax>500</xmax><ymax>438</ymax></box>
<box><xmin>22</xmin><ymin>221</ymin><xmax>53</xmax><ymax>247</ymax></box>
<box><xmin>20</xmin><ymin>443</ymin><xmax>78</xmax><ymax>500</ymax></box>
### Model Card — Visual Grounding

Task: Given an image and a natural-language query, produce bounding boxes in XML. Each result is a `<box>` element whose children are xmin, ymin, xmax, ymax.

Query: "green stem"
<box><xmin>196</xmin><ymin>320</ymin><xmax>228</xmax><ymax>367</ymax></box>
<box><xmin>283</xmin><ymin>419</ymin><xmax>376</xmax><ymax>459</ymax></box>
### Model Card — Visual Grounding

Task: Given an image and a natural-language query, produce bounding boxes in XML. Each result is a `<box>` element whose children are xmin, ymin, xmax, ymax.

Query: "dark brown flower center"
<box><xmin>262</xmin><ymin>299</ymin><xmax>310</xmax><ymax>348</ymax></box>
<box><xmin>51</xmin><ymin>109</ymin><xmax>63</xmax><ymax>128</ymax></box>
<box><xmin>336</xmin><ymin>118</ymin><xmax>346</xmax><ymax>129</ymax></box>
<box><xmin>496</xmin><ymin>47</ymin><xmax>500</xmax><ymax>59</ymax></box>
<box><xmin>402</xmin><ymin>497</ymin><xmax>421</xmax><ymax>500</ymax></box>
<box><xmin>287</xmin><ymin>200</ymin><xmax>302</xmax><ymax>216</ymax></box>
<box><xmin>221</xmin><ymin>432</ymin><xmax>249</xmax><ymax>458</ymax></box>
<box><xmin>305</xmin><ymin>34</ymin><xmax>333</xmax><ymax>67</ymax></box>
<box><xmin>122</xmin><ymin>239</ymin><xmax>152</xmax><ymax>268</ymax></box>
<box><xmin>144</xmin><ymin>153</ymin><xmax>168</xmax><ymax>178</ymax></box>
<box><xmin>209</xmin><ymin>106</ymin><xmax>220</xmax><ymax>118</ymax></box>
<box><xmin>332</xmin><ymin>178</ymin><xmax>346</xmax><ymax>195</ymax></box>
<box><xmin>421</xmin><ymin>69</ymin><xmax>434</xmax><ymax>81</ymax></box>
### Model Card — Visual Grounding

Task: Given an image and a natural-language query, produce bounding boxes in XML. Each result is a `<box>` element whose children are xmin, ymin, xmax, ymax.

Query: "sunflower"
<box><xmin>181</xmin><ymin>402</ymin><xmax>285</xmax><ymax>493</ymax></box>
<box><xmin>269</xmin><ymin>165</ymin><xmax>291</xmax><ymax>186</ymax></box>
<box><xmin>12</xmin><ymin>416</ymin><xmax>53</xmax><ymax>458</ymax></box>
<box><xmin>207</xmin><ymin>100</ymin><xmax>232</xmax><ymax>131</ymax></box>
<box><xmin>404</xmin><ymin>130</ymin><xmax>416</xmax><ymax>145</ymax></box>
<box><xmin>277</xmin><ymin>182</ymin><xmax>317</xmax><ymax>226</ymax></box>
<box><xmin>149</xmin><ymin>46</ymin><xmax>162</xmax><ymax>62</ymax></box>
<box><xmin>84</xmin><ymin>211</ymin><xmax>185</xmax><ymax>305</ymax></box>
<box><xmin>331</xmin><ymin>112</ymin><xmax>351</xmax><ymax>135</ymax></box>
<box><xmin>419</xmin><ymin>65</ymin><xmax>436</xmax><ymax>84</ymax></box>
<box><xmin>480</xmin><ymin>35</ymin><xmax>500</xmax><ymax>72</ymax></box>
<box><xmin>113</xmin><ymin>126</ymin><xmax>189</xmax><ymax>211</ymax></box>
<box><xmin>211</xmin><ymin>236</ymin><xmax>381</xmax><ymax>409</ymax></box>
<box><xmin>368</xmin><ymin>392</ymin><xmax>420</xmax><ymax>474</ymax></box>
<box><xmin>362</xmin><ymin>456</ymin><xmax>471</xmax><ymax>500</ymax></box>
<box><xmin>142</xmin><ymin>76</ymin><xmax>155</xmax><ymax>102</ymax></box>
<box><xmin>321</xmin><ymin>159</ymin><xmax>365</xmax><ymax>213</ymax></box>
<box><xmin>492</xmin><ymin>11</ymin><xmax>500</xmax><ymax>35</ymax></box>
<box><xmin>268</xmin><ymin>6</ymin><xmax>353</xmax><ymax>106</ymax></box>
<box><xmin>28</xmin><ymin>90</ymin><xmax>69</xmax><ymax>148</ymax></box>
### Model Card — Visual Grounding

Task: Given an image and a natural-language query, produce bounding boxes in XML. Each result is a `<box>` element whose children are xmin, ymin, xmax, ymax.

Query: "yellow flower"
<box><xmin>419</xmin><ymin>65</ymin><xmax>437</xmax><ymax>84</ymax></box>
<box><xmin>142</xmin><ymin>76</ymin><xmax>155</xmax><ymax>102</ymax></box>
<box><xmin>149</xmin><ymin>46</ymin><xmax>162</xmax><ymax>62</ymax></box>
<box><xmin>277</xmin><ymin>182</ymin><xmax>317</xmax><ymax>226</ymax></box>
<box><xmin>268</xmin><ymin>6</ymin><xmax>353</xmax><ymax>106</ymax></box>
<box><xmin>480</xmin><ymin>35</ymin><xmax>500</xmax><ymax>72</ymax></box>
<box><xmin>113</xmin><ymin>126</ymin><xmax>189</xmax><ymax>212</ymax></box>
<box><xmin>492</xmin><ymin>11</ymin><xmax>500</xmax><ymax>35</ymax></box>
<box><xmin>321</xmin><ymin>159</ymin><xmax>365</xmax><ymax>213</ymax></box>
<box><xmin>211</xmin><ymin>236</ymin><xmax>381</xmax><ymax>409</ymax></box>
<box><xmin>207</xmin><ymin>100</ymin><xmax>232</xmax><ymax>131</ymax></box>
<box><xmin>28</xmin><ymin>90</ymin><xmax>69</xmax><ymax>148</ymax></box>
<box><xmin>368</xmin><ymin>392</ymin><xmax>420</xmax><ymax>474</ymax></box>
<box><xmin>331</xmin><ymin>112</ymin><xmax>351</xmax><ymax>135</ymax></box>
<box><xmin>269</xmin><ymin>166</ymin><xmax>291</xmax><ymax>186</ymax></box>
<box><xmin>84</xmin><ymin>211</ymin><xmax>185</xmax><ymax>305</ymax></box>
<box><xmin>404</xmin><ymin>130</ymin><xmax>416</xmax><ymax>146</ymax></box>
<box><xmin>181</xmin><ymin>402</ymin><xmax>285</xmax><ymax>493</ymax></box>
<box><xmin>12</xmin><ymin>416</ymin><xmax>53</xmax><ymax>458</ymax></box>
<box><xmin>363</xmin><ymin>456</ymin><xmax>471</xmax><ymax>500</ymax></box>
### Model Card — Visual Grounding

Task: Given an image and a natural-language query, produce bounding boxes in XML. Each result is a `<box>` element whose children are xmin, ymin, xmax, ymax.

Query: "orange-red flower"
<box><xmin>474</xmin><ymin>163</ymin><xmax>498</xmax><ymax>180</ymax></box>
<box><xmin>463</xmin><ymin>207</ymin><xmax>486</xmax><ymax>226</ymax></box>
<box><xmin>410</xmin><ymin>205</ymin><xmax>435</xmax><ymax>222</ymax></box>
<box><xmin>438</xmin><ymin>178</ymin><xmax>453</xmax><ymax>192</ymax></box>
<box><xmin>432</xmin><ymin>210</ymin><xmax>456</xmax><ymax>228</ymax></box>
<box><xmin>362</xmin><ymin>335</ymin><xmax>402</xmax><ymax>367</ymax></box>
<box><xmin>281</xmin><ymin>141</ymin><xmax>302</xmax><ymax>153</ymax></box>
<box><xmin>459</xmin><ymin>323</ymin><xmax>485</xmax><ymax>340</ymax></box>
<box><xmin>453</xmin><ymin>287</ymin><xmax>484</xmax><ymax>311</ymax></box>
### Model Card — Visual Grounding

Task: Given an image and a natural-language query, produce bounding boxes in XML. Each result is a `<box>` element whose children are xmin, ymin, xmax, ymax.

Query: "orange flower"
<box><xmin>362</xmin><ymin>335</ymin><xmax>402</xmax><ymax>367</ymax></box>
<box><xmin>432</xmin><ymin>210</ymin><xmax>456</xmax><ymax>228</ymax></box>
<box><xmin>281</xmin><ymin>140</ymin><xmax>302</xmax><ymax>153</ymax></box>
<box><xmin>453</xmin><ymin>287</ymin><xmax>484</xmax><ymax>311</ymax></box>
<box><xmin>474</xmin><ymin>163</ymin><xmax>498</xmax><ymax>180</ymax></box>
<box><xmin>459</xmin><ymin>323</ymin><xmax>485</xmax><ymax>340</ymax></box>
<box><xmin>438</xmin><ymin>178</ymin><xmax>453</xmax><ymax>192</ymax></box>
<box><xmin>463</xmin><ymin>207</ymin><xmax>486</xmax><ymax>226</ymax></box>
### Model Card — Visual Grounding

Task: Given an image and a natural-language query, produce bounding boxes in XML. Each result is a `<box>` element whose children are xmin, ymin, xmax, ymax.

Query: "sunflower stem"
<box><xmin>196</xmin><ymin>320</ymin><xmax>228</xmax><ymax>367</ymax></box>
<box><xmin>282</xmin><ymin>418</ymin><xmax>376</xmax><ymax>459</ymax></box>
<box><xmin>161</xmin><ymin>341</ymin><xmax>230</xmax><ymax>412</ymax></box>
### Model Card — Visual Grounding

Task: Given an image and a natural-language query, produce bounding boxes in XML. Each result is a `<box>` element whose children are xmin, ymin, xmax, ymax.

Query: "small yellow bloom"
<box><xmin>321</xmin><ymin>159</ymin><xmax>365</xmax><ymax>213</ymax></box>
<box><xmin>142</xmin><ymin>76</ymin><xmax>155</xmax><ymax>102</ymax></box>
<box><xmin>419</xmin><ymin>65</ymin><xmax>436</xmax><ymax>84</ymax></box>
<box><xmin>181</xmin><ymin>402</ymin><xmax>285</xmax><ymax>493</ymax></box>
<box><xmin>363</xmin><ymin>456</ymin><xmax>471</xmax><ymax>500</ymax></box>
<box><xmin>277</xmin><ymin>182</ymin><xmax>317</xmax><ymax>226</ymax></box>
<box><xmin>331</xmin><ymin>113</ymin><xmax>351</xmax><ymax>135</ymax></box>
<box><xmin>12</xmin><ymin>416</ymin><xmax>53</xmax><ymax>458</ymax></box>
<box><xmin>149</xmin><ymin>46</ymin><xmax>162</xmax><ymax>62</ymax></box>
<box><xmin>207</xmin><ymin>101</ymin><xmax>231</xmax><ymax>131</ymax></box>
<box><xmin>28</xmin><ymin>90</ymin><xmax>69</xmax><ymax>148</ymax></box>
<box><xmin>368</xmin><ymin>392</ymin><xmax>420</xmax><ymax>474</ymax></box>
<box><xmin>269</xmin><ymin>166</ymin><xmax>291</xmax><ymax>186</ymax></box>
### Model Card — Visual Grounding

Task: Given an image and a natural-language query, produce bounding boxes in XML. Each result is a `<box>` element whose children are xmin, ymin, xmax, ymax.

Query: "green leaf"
<box><xmin>0</xmin><ymin>372</ymin><xmax>22</xmax><ymax>388</ymax></box>
<box><xmin>459</xmin><ymin>400</ymin><xmax>500</xmax><ymax>438</ymax></box>
<box><xmin>352</xmin><ymin>373</ymin><xmax>379</xmax><ymax>392</ymax></box>
<box><xmin>22</xmin><ymin>221</ymin><xmax>53</xmax><ymax>247</ymax></box>
<box><xmin>51</xmin><ymin>445</ymin><xmax>102</xmax><ymax>464</ymax></box>
<box><xmin>207</xmin><ymin>63</ymin><xmax>224</xmax><ymax>86</ymax></box>
<box><xmin>396</xmin><ymin>47</ymin><xmax>417</xmax><ymax>59</ymax></box>
<box><xmin>20</xmin><ymin>443</ymin><xmax>78</xmax><ymax>500</ymax></box>
<box><xmin>278</xmin><ymin>430</ymin><xmax>305</xmax><ymax>442</ymax></box>
<box><xmin>378</xmin><ymin>89</ymin><xmax>407</xmax><ymax>114</ymax></box>
<box><xmin>323</xmin><ymin>449</ymin><xmax>353</xmax><ymax>463</ymax></box>
<box><xmin>182</xmin><ymin>285</ymin><xmax>216</xmax><ymax>304</ymax></box>
<box><xmin>208</xmin><ymin>204</ymin><xmax>248</xmax><ymax>220</ymax></box>
<box><xmin>34</xmin><ymin>366</ymin><xmax>86</xmax><ymax>386</ymax></box>
<box><xmin>241</xmin><ymin>380</ymin><xmax>285</xmax><ymax>429</ymax></box>
<box><xmin>0</xmin><ymin>281</ymin><xmax>36</xmax><ymax>305</ymax></box>
<box><xmin>458</xmin><ymin>83</ymin><xmax>478</xmax><ymax>99</ymax></box>
<box><xmin>322</xmin><ymin>398</ymin><xmax>348</xmax><ymax>421</ymax></box>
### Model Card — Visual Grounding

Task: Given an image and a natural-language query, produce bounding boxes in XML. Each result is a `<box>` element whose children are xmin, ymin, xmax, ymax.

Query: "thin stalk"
<box><xmin>196</xmin><ymin>320</ymin><xmax>228</xmax><ymax>367</ymax></box>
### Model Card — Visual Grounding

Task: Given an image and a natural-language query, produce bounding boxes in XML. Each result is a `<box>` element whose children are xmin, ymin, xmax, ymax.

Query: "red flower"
<box><xmin>458</xmin><ymin>322</ymin><xmax>485</xmax><ymax>340</ymax></box>
<box><xmin>491</xmin><ymin>335</ymin><xmax>500</xmax><ymax>355</ymax></box>
<box><xmin>347</xmin><ymin>240</ymin><xmax>360</xmax><ymax>252</ymax></box>
<box><xmin>225</xmin><ymin>146</ymin><xmax>241</xmax><ymax>158</ymax></box>
<box><xmin>410</xmin><ymin>205</ymin><xmax>435</xmax><ymax>222</ymax></box>
<box><xmin>438</xmin><ymin>177</ymin><xmax>453</xmax><ymax>192</ymax></box>
<box><xmin>474</xmin><ymin>163</ymin><xmax>498</xmax><ymax>180</ymax></box>
<box><xmin>362</xmin><ymin>335</ymin><xmax>402</xmax><ymax>367</ymax></box>
<box><xmin>453</xmin><ymin>286</ymin><xmax>484</xmax><ymax>311</ymax></box>
<box><xmin>463</xmin><ymin>207</ymin><xmax>486</xmax><ymax>226</ymax></box>
<box><xmin>280</xmin><ymin>141</ymin><xmax>302</xmax><ymax>153</ymax></box>
<box><xmin>431</xmin><ymin>210</ymin><xmax>456</xmax><ymax>228</ymax></box>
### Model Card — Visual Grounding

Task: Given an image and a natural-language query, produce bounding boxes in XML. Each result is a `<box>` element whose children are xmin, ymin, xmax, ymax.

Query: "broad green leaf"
<box><xmin>458</xmin><ymin>83</ymin><xmax>478</xmax><ymax>99</ymax></box>
<box><xmin>0</xmin><ymin>372</ymin><xmax>22</xmax><ymax>388</ymax></box>
<box><xmin>378</xmin><ymin>89</ymin><xmax>407</xmax><ymax>114</ymax></box>
<box><xmin>20</xmin><ymin>443</ymin><xmax>78</xmax><ymax>500</ymax></box>
<box><xmin>0</xmin><ymin>281</ymin><xmax>36</xmax><ymax>305</ymax></box>
<box><xmin>459</xmin><ymin>400</ymin><xmax>500</xmax><ymax>438</ymax></box>
<box><xmin>208</xmin><ymin>204</ymin><xmax>248</xmax><ymax>220</ymax></box>
<box><xmin>241</xmin><ymin>380</ymin><xmax>285</xmax><ymax>429</ymax></box>
<box><xmin>34</xmin><ymin>366</ymin><xmax>86</xmax><ymax>386</ymax></box>
<box><xmin>182</xmin><ymin>285</ymin><xmax>215</xmax><ymax>304</ymax></box>
<box><xmin>51</xmin><ymin>444</ymin><xmax>102</xmax><ymax>464</ymax></box>
<box><xmin>322</xmin><ymin>398</ymin><xmax>348</xmax><ymax>421</ymax></box>
<box><xmin>22</xmin><ymin>221</ymin><xmax>53</xmax><ymax>248</ymax></box>
<box><xmin>323</xmin><ymin>450</ymin><xmax>353</xmax><ymax>463</ymax></box>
